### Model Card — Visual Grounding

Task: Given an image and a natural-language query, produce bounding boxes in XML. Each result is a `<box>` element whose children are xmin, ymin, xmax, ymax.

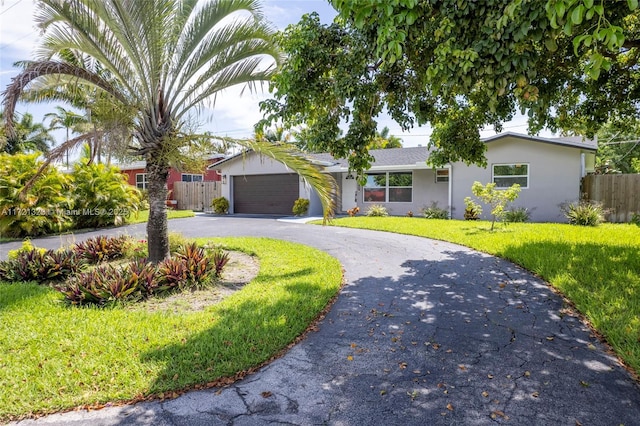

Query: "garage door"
<box><xmin>233</xmin><ymin>174</ymin><xmax>299</xmax><ymax>214</ymax></box>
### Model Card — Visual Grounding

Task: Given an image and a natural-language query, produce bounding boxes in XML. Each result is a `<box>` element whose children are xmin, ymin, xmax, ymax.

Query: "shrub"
<box><xmin>463</xmin><ymin>197</ymin><xmax>482</xmax><ymax>220</ymax></box>
<box><xmin>423</xmin><ymin>202</ymin><xmax>449</xmax><ymax>219</ymax></box>
<box><xmin>174</xmin><ymin>242</ymin><xmax>216</xmax><ymax>289</ymax></box>
<box><xmin>156</xmin><ymin>257</ymin><xmax>188</xmax><ymax>293</ymax></box>
<box><xmin>128</xmin><ymin>258</ymin><xmax>158</xmax><ymax>295</ymax></box>
<box><xmin>1</xmin><ymin>248</ymin><xmax>85</xmax><ymax>283</ymax></box>
<box><xmin>0</xmin><ymin>152</ymin><xmax>74</xmax><ymax>238</ymax></box>
<box><xmin>58</xmin><ymin>265</ymin><xmax>140</xmax><ymax>306</ymax></box>
<box><xmin>292</xmin><ymin>198</ymin><xmax>310</xmax><ymax>216</ymax></box>
<box><xmin>504</xmin><ymin>207</ymin><xmax>530</xmax><ymax>223</ymax></box>
<box><xmin>562</xmin><ymin>201</ymin><xmax>606</xmax><ymax>226</ymax></box>
<box><xmin>631</xmin><ymin>212</ymin><xmax>640</xmax><ymax>227</ymax></box>
<box><xmin>8</xmin><ymin>239</ymin><xmax>45</xmax><ymax>259</ymax></box>
<box><xmin>71</xmin><ymin>163</ymin><xmax>141</xmax><ymax>229</ymax></box>
<box><xmin>73</xmin><ymin>235</ymin><xmax>132</xmax><ymax>263</ymax></box>
<box><xmin>211</xmin><ymin>197</ymin><xmax>229</xmax><ymax>214</ymax></box>
<box><xmin>211</xmin><ymin>248</ymin><xmax>230</xmax><ymax>277</ymax></box>
<box><xmin>366</xmin><ymin>204</ymin><xmax>388</xmax><ymax>217</ymax></box>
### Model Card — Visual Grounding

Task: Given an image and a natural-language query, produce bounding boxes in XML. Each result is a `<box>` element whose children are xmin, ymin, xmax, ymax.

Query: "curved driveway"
<box><xmin>7</xmin><ymin>215</ymin><xmax>640</xmax><ymax>425</ymax></box>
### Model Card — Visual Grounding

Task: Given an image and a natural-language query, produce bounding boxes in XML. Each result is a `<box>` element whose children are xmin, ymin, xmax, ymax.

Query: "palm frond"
<box><xmin>2</xmin><ymin>61</ymin><xmax>125</xmax><ymax>139</ymax></box>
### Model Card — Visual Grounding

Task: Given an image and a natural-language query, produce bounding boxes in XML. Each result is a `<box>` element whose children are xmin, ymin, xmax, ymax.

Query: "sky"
<box><xmin>0</xmin><ymin>0</ymin><xmax>547</xmax><ymax>149</ymax></box>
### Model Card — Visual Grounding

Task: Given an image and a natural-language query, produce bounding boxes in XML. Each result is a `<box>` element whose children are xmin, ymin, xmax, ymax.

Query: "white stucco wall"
<box><xmin>352</xmin><ymin>169</ymin><xmax>449</xmax><ymax>216</ymax></box>
<box><xmin>451</xmin><ymin>137</ymin><xmax>592</xmax><ymax>222</ymax></box>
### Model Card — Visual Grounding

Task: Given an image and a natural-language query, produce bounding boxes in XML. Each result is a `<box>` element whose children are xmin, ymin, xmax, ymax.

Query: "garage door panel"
<box><xmin>233</xmin><ymin>174</ymin><xmax>299</xmax><ymax>214</ymax></box>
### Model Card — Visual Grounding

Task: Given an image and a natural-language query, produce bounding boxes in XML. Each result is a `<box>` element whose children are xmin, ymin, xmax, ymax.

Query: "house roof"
<box><xmin>483</xmin><ymin>132</ymin><xmax>598</xmax><ymax>151</ymax></box>
<box><xmin>210</xmin><ymin>132</ymin><xmax>598</xmax><ymax>172</ymax></box>
<box><xmin>116</xmin><ymin>154</ymin><xmax>226</xmax><ymax>171</ymax></box>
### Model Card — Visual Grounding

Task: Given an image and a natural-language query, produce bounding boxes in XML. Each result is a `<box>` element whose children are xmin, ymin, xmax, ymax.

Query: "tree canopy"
<box><xmin>261</xmin><ymin>1</ymin><xmax>640</xmax><ymax>178</ymax></box>
<box><xmin>3</xmin><ymin>0</ymin><xmax>336</xmax><ymax>262</ymax></box>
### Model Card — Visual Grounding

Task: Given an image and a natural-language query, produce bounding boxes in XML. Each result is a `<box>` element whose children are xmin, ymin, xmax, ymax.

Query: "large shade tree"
<box><xmin>3</xmin><ymin>0</ymin><xmax>335</xmax><ymax>262</ymax></box>
<box><xmin>261</xmin><ymin>1</ymin><xmax>640</xmax><ymax>178</ymax></box>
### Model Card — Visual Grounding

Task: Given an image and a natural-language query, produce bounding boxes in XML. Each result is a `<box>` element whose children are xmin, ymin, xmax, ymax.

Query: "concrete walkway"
<box><xmin>4</xmin><ymin>215</ymin><xmax>640</xmax><ymax>425</ymax></box>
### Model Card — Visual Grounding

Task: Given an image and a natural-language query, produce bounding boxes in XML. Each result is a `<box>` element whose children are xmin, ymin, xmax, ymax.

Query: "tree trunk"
<box><xmin>146</xmin><ymin>155</ymin><xmax>170</xmax><ymax>263</ymax></box>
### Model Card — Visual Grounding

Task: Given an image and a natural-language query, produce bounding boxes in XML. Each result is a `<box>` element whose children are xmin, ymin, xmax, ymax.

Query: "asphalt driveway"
<box><xmin>5</xmin><ymin>215</ymin><xmax>640</xmax><ymax>425</ymax></box>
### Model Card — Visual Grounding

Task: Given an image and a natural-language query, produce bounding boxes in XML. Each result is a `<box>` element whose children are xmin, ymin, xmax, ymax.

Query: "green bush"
<box><xmin>169</xmin><ymin>232</ymin><xmax>194</xmax><ymax>254</ymax></box>
<box><xmin>0</xmin><ymin>152</ymin><xmax>74</xmax><ymax>238</ymax></box>
<box><xmin>71</xmin><ymin>163</ymin><xmax>141</xmax><ymax>228</ymax></box>
<box><xmin>423</xmin><ymin>202</ymin><xmax>449</xmax><ymax>219</ymax></box>
<box><xmin>366</xmin><ymin>204</ymin><xmax>389</xmax><ymax>217</ymax></box>
<box><xmin>504</xmin><ymin>207</ymin><xmax>530</xmax><ymax>223</ymax></box>
<box><xmin>631</xmin><ymin>213</ymin><xmax>640</xmax><ymax>227</ymax></box>
<box><xmin>211</xmin><ymin>196</ymin><xmax>229</xmax><ymax>214</ymax></box>
<box><xmin>463</xmin><ymin>197</ymin><xmax>482</xmax><ymax>220</ymax></box>
<box><xmin>0</xmin><ymin>248</ymin><xmax>84</xmax><ymax>283</ymax></box>
<box><xmin>562</xmin><ymin>201</ymin><xmax>606</xmax><ymax>226</ymax></box>
<box><xmin>292</xmin><ymin>198</ymin><xmax>310</xmax><ymax>216</ymax></box>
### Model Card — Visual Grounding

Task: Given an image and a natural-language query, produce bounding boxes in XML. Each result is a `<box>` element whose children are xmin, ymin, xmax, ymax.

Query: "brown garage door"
<box><xmin>233</xmin><ymin>174</ymin><xmax>299</xmax><ymax>214</ymax></box>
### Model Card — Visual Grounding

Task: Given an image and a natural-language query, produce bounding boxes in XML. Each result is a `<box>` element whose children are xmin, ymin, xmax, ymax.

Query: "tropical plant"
<box><xmin>292</xmin><ymin>198</ymin><xmax>310</xmax><ymax>216</ymax></box>
<box><xmin>504</xmin><ymin>207</ymin><xmax>531</xmax><ymax>223</ymax></box>
<box><xmin>73</xmin><ymin>235</ymin><xmax>132</xmax><ymax>263</ymax></box>
<box><xmin>3</xmin><ymin>0</ymin><xmax>336</xmax><ymax>263</ymax></box>
<box><xmin>422</xmin><ymin>202</ymin><xmax>449</xmax><ymax>219</ymax></box>
<box><xmin>470</xmin><ymin>182</ymin><xmax>521</xmax><ymax>230</ymax></box>
<box><xmin>70</xmin><ymin>162</ymin><xmax>141</xmax><ymax>228</ymax></box>
<box><xmin>0</xmin><ymin>112</ymin><xmax>55</xmax><ymax>154</ymax></box>
<box><xmin>367</xmin><ymin>126</ymin><xmax>403</xmax><ymax>150</ymax></box>
<box><xmin>211</xmin><ymin>196</ymin><xmax>230</xmax><ymax>214</ymax></box>
<box><xmin>0</xmin><ymin>152</ymin><xmax>74</xmax><ymax>237</ymax></box>
<box><xmin>463</xmin><ymin>197</ymin><xmax>482</xmax><ymax>221</ymax></box>
<box><xmin>44</xmin><ymin>106</ymin><xmax>88</xmax><ymax>167</ymax></box>
<box><xmin>562</xmin><ymin>201</ymin><xmax>606</xmax><ymax>226</ymax></box>
<box><xmin>366</xmin><ymin>204</ymin><xmax>388</xmax><ymax>217</ymax></box>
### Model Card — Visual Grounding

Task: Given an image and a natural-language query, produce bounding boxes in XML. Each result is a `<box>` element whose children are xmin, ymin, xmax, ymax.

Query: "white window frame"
<box><xmin>135</xmin><ymin>173</ymin><xmax>148</xmax><ymax>190</ymax></box>
<box><xmin>181</xmin><ymin>173</ymin><xmax>204</xmax><ymax>182</ymax></box>
<box><xmin>492</xmin><ymin>163</ymin><xmax>529</xmax><ymax>189</ymax></box>
<box><xmin>363</xmin><ymin>171</ymin><xmax>413</xmax><ymax>203</ymax></box>
<box><xmin>435</xmin><ymin>169</ymin><xmax>449</xmax><ymax>183</ymax></box>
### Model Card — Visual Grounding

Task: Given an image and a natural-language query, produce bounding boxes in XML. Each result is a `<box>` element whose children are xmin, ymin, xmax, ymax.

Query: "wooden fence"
<box><xmin>581</xmin><ymin>174</ymin><xmax>640</xmax><ymax>223</ymax></box>
<box><xmin>173</xmin><ymin>181</ymin><xmax>221</xmax><ymax>212</ymax></box>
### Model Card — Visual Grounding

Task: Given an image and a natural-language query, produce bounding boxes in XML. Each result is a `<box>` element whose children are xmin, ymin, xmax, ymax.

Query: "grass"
<box><xmin>322</xmin><ymin>217</ymin><xmax>640</xmax><ymax>374</ymax></box>
<box><xmin>127</xmin><ymin>209</ymin><xmax>195</xmax><ymax>224</ymax></box>
<box><xmin>0</xmin><ymin>237</ymin><xmax>342</xmax><ymax>421</ymax></box>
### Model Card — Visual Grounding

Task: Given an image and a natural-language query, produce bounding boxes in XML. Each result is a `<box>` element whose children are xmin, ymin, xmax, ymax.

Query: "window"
<box><xmin>363</xmin><ymin>172</ymin><xmax>412</xmax><ymax>203</ymax></box>
<box><xmin>493</xmin><ymin>164</ymin><xmax>528</xmax><ymax>188</ymax></box>
<box><xmin>435</xmin><ymin>169</ymin><xmax>449</xmax><ymax>183</ymax></box>
<box><xmin>181</xmin><ymin>173</ymin><xmax>203</xmax><ymax>182</ymax></box>
<box><xmin>135</xmin><ymin>173</ymin><xmax>148</xmax><ymax>190</ymax></box>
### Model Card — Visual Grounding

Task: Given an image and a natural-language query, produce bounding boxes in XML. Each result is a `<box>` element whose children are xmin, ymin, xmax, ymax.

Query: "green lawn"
<box><xmin>0</xmin><ymin>237</ymin><xmax>342</xmax><ymax>422</ymax></box>
<box><xmin>324</xmin><ymin>217</ymin><xmax>640</xmax><ymax>374</ymax></box>
<box><xmin>127</xmin><ymin>209</ymin><xmax>195</xmax><ymax>224</ymax></box>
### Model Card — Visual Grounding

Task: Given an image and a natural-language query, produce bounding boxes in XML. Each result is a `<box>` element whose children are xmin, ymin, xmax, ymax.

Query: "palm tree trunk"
<box><xmin>146</xmin><ymin>155</ymin><xmax>170</xmax><ymax>263</ymax></box>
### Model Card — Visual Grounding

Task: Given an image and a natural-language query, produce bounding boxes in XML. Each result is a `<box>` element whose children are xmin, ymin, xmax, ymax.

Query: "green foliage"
<box><xmin>423</xmin><ymin>202</ymin><xmax>449</xmax><ymax>219</ymax></box>
<box><xmin>168</xmin><ymin>232</ymin><xmax>194</xmax><ymax>254</ymax></box>
<box><xmin>504</xmin><ymin>207</ymin><xmax>531</xmax><ymax>223</ymax></box>
<box><xmin>562</xmin><ymin>201</ymin><xmax>606</xmax><ymax>226</ymax></box>
<box><xmin>631</xmin><ymin>212</ymin><xmax>640</xmax><ymax>226</ymax></box>
<box><xmin>0</xmin><ymin>248</ymin><xmax>84</xmax><ymax>283</ymax></box>
<box><xmin>595</xmin><ymin>121</ymin><xmax>640</xmax><ymax>174</ymax></box>
<box><xmin>73</xmin><ymin>235</ymin><xmax>132</xmax><ymax>263</ymax></box>
<box><xmin>366</xmin><ymin>204</ymin><xmax>389</xmax><ymax>217</ymax></box>
<box><xmin>71</xmin><ymin>162</ymin><xmax>141</xmax><ymax>228</ymax></box>
<box><xmin>211</xmin><ymin>197</ymin><xmax>229</xmax><ymax>214</ymax></box>
<box><xmin>470</xmin><ymin>182</ymin><xmax>521</xmax><ymax>230</ymax></box>
<box><xmin>367</xmin><ymin>126</ymin><xmax>403</xmax><ymax>150</ymax></box>
<box><xmin>7</xmin><ymin>239</ymin><xmax>46</xmax><ymax>259</ymax></box>
<box><xmin>59</xmin><ymin>264</ymin><xmax>140</xmax><ymax>306</ymax></box>
<box><xmin>0</xmin><ymin>153</ymin><xmax>74</xmax><ymax>238</ymax></box>
<box><xmin>292</xmin><ymin>198</ymin><xmax>310</xmax><ymax>216</ymax></box>
<box><xmin>173</xmin><ymin>242</ymin><xmax>217</xmax><ymax>289</ymax></box>
<box><xmin>0</xmin><ymin>113</ymin><xmax>55</xmax><ymax>154</ymax></box>
<box><xmin>463</xmin><ymin>197</ymin><xmax>483</xmax><ymax>220</ymax></box>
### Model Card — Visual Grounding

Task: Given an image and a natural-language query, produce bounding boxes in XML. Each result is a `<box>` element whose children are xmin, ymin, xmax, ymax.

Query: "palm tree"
<box><xmin>44</xmin><ymin>106</ymin><xmax>88</xmax><ymax>167</ymax></box>
<box><xmin>0</xmin><ymin>112</ymin><xmax>55</xmax><ymax>154</ymax></box>
<box><xmin>3</xmin><ymin>0</ymin><xmax>336</xmax><ymax>263</ymax></box>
